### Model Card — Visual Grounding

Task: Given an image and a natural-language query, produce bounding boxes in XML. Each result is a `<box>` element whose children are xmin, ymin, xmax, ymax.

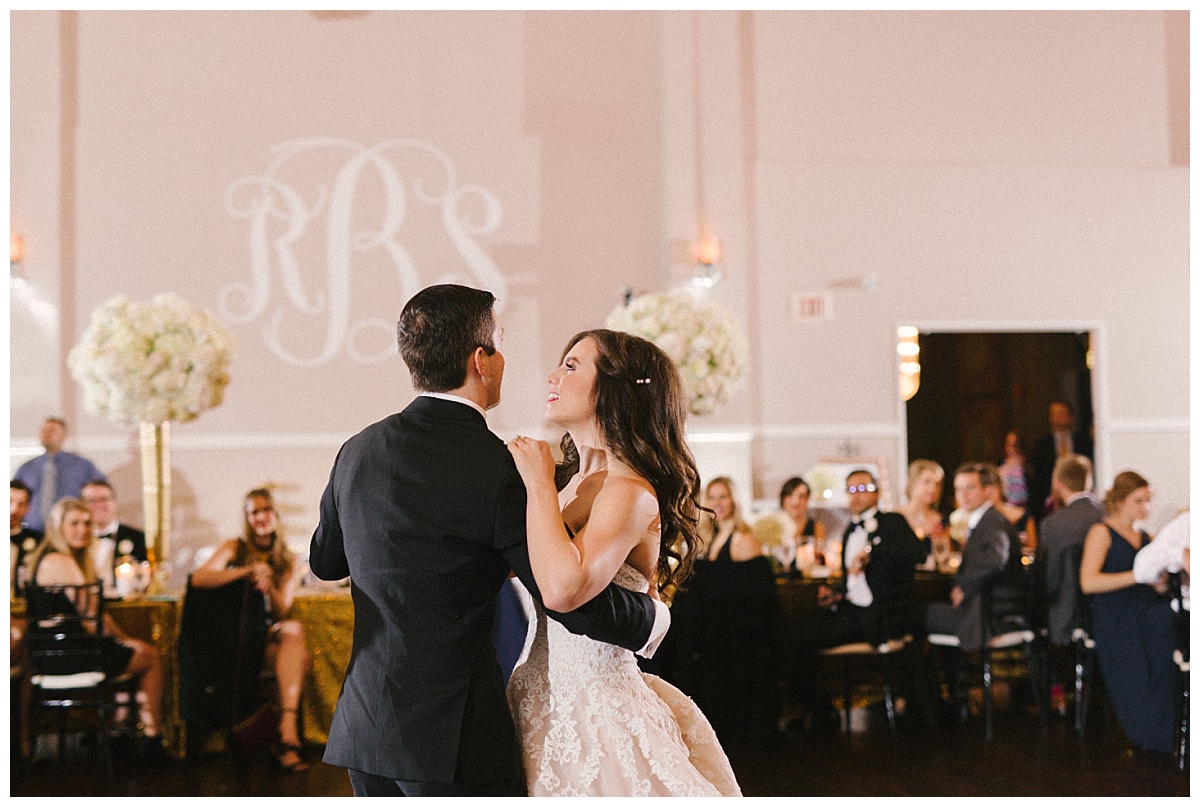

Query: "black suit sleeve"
<box><xmin>494</xmin><ymin>475</ymin><xmax>656</xmax><ymax>653</ymax></box>
<box><xmin>309</xmin><ymin>447</ymin><xmax>350</xmax><ymax>581</ymax></box>
<box><xmin>125</xmin><ymin>526</ymin><xmax>149</xmax><ymax>563</ymax></box>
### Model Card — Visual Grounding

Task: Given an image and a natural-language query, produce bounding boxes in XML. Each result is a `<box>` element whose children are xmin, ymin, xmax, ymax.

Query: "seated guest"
<box><xmin>81</xmin><ymin>479</ymin><xmax>148</xmax><ymax>597</ymax></box>
<box><xmin>785</xmin><ymin>469</ymin><xmax>928</xmax><ymax>733</ymax></box>
<box><xmin>900</xmin><ymin>459</ymin><xmax>948</xmax><ymax>570</ymax></box>
<box><xmin>1034</xmin><ymin>455</ymin><xmax>1103</xmax><ymax>713</ymax></box>
<box><xmin>11</xmin><ymin>479</ymin><xmax>42</xmax><ymax>596</ymax></box>
<box><xmin>1133</xmin><ymin>508</ymin><xmax>1189</xmax><ymax>609</ymax></box>
<box><xmin>660</xmin><ymin>477</ymin><xmax>780</xmax><ymax>747</ymax></box>
<box><xmin>1080</xmin><ymin>471</ymin><xmax>1177</xmax><ymax>755</ymax></box>
<box><xmin>191</xmin><ymin>488</ymin><xmax>312</xmax><ymax>772</ymax></box>
<box><xmin>924</xmin><ymin>463</ymin><xmax>1027</xmax><ymax>716</ymax></box>
<box><xmin>25</xmin><ymin>498</ymin><xmax>166</xmax><ymax>757</ymax></box>
<box><xmin>1037</xmin><ymin>455</ymin><xmax>1103</xmax><ymax>646</ymax></box>
<box><xmin>754</xmin><ymin>477</ymin><xmax>827</xmax><ymax>572</ymax></box>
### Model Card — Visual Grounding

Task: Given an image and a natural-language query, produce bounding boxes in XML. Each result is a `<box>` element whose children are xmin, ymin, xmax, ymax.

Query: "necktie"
<box><xmin>39</xmin><ymin>454</ymin><xmax>57</xmax><ymax>525</ymax></box>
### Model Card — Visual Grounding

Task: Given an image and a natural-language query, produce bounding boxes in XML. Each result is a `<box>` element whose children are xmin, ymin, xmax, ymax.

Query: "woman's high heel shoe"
<box><xmin>273</xmin><ymin>741</ymin><xmax>309</xmax><ymax>773</ymax></box>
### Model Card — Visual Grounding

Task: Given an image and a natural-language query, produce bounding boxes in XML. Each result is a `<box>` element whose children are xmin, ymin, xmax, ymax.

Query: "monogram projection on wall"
<box><xmin>220</xmin><ymin>139</ymin><xmax>506</xmax><ymax>367</ymax></box>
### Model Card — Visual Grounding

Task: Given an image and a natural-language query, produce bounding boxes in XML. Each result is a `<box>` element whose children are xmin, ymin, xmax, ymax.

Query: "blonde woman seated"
<box><xmin>754</xmin><ymin>477</ymin><xmax>827</xmax><ymax>573</ymax></box>
<box><xmin>700</xmin><ymin>477</ymin><xmax>763</xmax><ymax>563</ymax></box>
<box><xmin>191</xmin><ymin>488</ymin><xmax>312</xmax><ymax>772</ymax></box>
<box><xmin>900</xmin><ymin>459</ymin><xmax>949</xmax><ymax>570</ymax></box>
<box><xmin>25</xmin><ymin>498</ymin><xmax>166</xmax><ymax>759</ymax></box>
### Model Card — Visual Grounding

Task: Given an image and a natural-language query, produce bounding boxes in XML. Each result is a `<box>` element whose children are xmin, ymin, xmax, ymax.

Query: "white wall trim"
<box><xmin>1106</xmin><ymin>418</ymin><xmax>1190</xmax><ymax>433</ymax></box>
<box><xmin>12</xmin><ymin>420</ymin><xmax>906</xmax><ymax>456</ymax></box>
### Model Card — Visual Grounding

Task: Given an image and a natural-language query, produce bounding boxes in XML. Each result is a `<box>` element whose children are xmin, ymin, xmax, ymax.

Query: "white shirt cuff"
<box><xmin>636</xmin><ymin>598</ymin><xmax>671</xmax><ymax>659</ymax></box>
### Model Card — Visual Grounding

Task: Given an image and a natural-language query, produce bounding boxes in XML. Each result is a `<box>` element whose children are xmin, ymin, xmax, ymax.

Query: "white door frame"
<box><xmin>894</xmin><ymin>319</ymin><xmax>1108</xmax><ymax>497</ymax></box>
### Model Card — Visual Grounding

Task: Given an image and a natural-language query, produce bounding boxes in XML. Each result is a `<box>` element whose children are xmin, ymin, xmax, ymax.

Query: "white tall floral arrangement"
<box><xmin>68</xmin><ymin>292</ymin><xmax>235</xmax><ymax>572</ymax></box>
<box><xmin>606</xmin><ymin>291</ymin><xmax>748</xmax><ymax>416</ymax></box>
<box><xmin>68</xmin><ymin>293</ymin><xmax>235</xmax><ymax>425</ymax></box>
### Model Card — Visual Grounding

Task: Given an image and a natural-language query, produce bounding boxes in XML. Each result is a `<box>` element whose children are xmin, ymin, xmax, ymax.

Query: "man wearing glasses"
<box><xmin>783</xmin><ymin>468</ymin><xmax>928</xmax><ymax>735</ymax></box>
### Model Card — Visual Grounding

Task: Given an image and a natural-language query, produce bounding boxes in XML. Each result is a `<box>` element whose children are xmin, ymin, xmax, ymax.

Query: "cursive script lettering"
<box><xmin>221</xmin><ymin>138</ymin><xmax>505</xmax><ymax>367</ymax></box>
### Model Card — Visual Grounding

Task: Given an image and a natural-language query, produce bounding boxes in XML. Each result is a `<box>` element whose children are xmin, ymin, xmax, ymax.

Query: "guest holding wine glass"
<box><xmin>900</xmin><ymin>459</ymin><xmax>948</xmax><ymax>570</ymax></box>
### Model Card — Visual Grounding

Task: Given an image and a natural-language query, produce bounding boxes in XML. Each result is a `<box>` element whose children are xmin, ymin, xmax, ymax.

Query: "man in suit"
<box><xmin>924</xmin><ymin>462</ymin><xmax>1028</xmax><ymax>717</ymax></box>
<box><xmin>921</xmin><ymin>461</ymin><xmax>1027</xmax><ymax>648</ymax></box>
<box><xmin>784</xmin><ymin>469</ymin><xmax>929</xmax><ymax>733</ymax></box>
<box><xmin>309</xmin><ymin>284</ymin><xmax>667</xmax><ymax>797</ymax></box>
<box><xmin>14</xmin><ymin>417</ymin><xmax>106</xmax><ymax>532</ymax></box>
<box><xmin>1028</xmin><ymin>401</ymin><xmax>1094</xmax><ymax>521</ymax></box>
<box><xmin>10</xmin><ymin>479</ymin><xmax>42</xmax><ymax>595</ymax></box>
<box><xmin>1037</xmin><ymin>455</ymin><xmax>1103</xmax><ymax>647</ymax></box>
<box><xmin>81</xmin><ymin>479</ymin><xmax>149</xmax><ymax>597</ymax></box>
<box><xmin>1035</xmin><ymin>454</ymin><xmax>1104</xmax><ymax>713</ymax></box>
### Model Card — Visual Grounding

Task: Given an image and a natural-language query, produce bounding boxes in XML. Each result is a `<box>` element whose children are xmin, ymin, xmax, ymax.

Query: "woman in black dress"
<box><xmin>1080</xmin><ymin>471</ymin><xmax>1177</xmax><ymax>754</ymax></box>
<box><xmin>662</xmin><ymin>477</ymin><xmax>780</xmax><ymax>747</ymax></box>
<box><xmin>25</xmin><ymin>497</ymin><xmax>166</xmax><ymax>754</ymax></box>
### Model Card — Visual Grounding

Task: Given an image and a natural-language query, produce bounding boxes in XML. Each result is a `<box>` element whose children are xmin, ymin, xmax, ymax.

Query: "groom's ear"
<box><xmin>470</xmin><ymin>346</ymin><xmax>490</xmax><ymax>379</ymax></box>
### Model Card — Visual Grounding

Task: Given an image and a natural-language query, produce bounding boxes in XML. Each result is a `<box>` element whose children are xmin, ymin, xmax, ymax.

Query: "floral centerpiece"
<box><xmin>68</xmin><ymin>292</ymin><xmax>235</xmax><ymax>575</ymax></box>
<box><xmin>68</xmin><ymin>292</ymin><xmax>235</xmax><ymax>425</ymax></box>
<box><xmin>606</xmin><ymin>290</ymin><xmax>748</xmax><ymax>416</ymax></box>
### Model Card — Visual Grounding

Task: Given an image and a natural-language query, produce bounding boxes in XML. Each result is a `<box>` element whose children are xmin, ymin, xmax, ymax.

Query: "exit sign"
<box><xmin>792</xmin><ymin>292</ymin><xmax>832</xmax><ymax>321</ymax></box>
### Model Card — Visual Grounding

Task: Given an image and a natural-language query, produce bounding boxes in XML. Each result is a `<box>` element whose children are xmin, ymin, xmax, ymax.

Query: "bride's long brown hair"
<box><xmin>553</xmin><ymin>329</ymin><xmax>704</xmax><ymax>595</ymax></box>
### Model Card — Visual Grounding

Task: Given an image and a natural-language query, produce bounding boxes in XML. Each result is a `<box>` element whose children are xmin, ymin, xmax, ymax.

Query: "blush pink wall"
<box><xmin>10</xmin><ymin>11</ymin><xmax>1188</xmax><ymax>578</ymax></box>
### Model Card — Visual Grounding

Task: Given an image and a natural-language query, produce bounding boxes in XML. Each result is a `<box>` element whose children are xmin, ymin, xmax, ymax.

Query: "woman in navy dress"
<box><xmin>1080</xmin><ymin>471</ymin><xmax>1178</xmax><ymax>754</ymax></box>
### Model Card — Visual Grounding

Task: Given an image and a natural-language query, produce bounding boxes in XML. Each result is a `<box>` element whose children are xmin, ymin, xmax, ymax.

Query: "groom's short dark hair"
<box><xmin>397</xmin><ymin>284</ymin><xmax>497</xmax><ymax>392</ymax></box>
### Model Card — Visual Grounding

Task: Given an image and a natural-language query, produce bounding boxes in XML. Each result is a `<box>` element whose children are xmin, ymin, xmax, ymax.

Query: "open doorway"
<box><xmin>904</xmin><ymin>330</ymin><xmax>1094</xmax><ymax>515</ymax></box>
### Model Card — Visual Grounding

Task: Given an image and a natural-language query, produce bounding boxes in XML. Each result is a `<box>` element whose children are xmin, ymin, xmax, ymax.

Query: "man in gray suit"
<box><xmin>1035</xmin><ymin>454</ymin><xmax>1104</xmax><ymax>713</ymax></box>
<box><xmin>1037</xmin><ymin>455</ymin><xmax>1103</xmax><ymax>646</ymax></box>
<box><xmin>925</xmin><ymin>463</ymin><xmax>1026</xmax><ymax>717</ymax></box>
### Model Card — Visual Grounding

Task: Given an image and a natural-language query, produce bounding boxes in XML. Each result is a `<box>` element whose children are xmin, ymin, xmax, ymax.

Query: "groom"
<box><xmin>309</xmin><ymin>284</ymin><xmax>668</xmax><ymax>797</ymax></box>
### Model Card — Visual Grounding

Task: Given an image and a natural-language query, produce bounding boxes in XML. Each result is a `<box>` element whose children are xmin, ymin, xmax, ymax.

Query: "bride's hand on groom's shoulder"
<box><xmin>507</xmin><ymin>436</ymin><xmax>555</xmax><ymax>484</ymax></box>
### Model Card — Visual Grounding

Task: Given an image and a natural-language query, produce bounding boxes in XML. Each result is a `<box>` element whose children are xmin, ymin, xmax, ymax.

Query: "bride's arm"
<box><xmin>509</xmin><ymin>438</ymin><xmax>653</xmax><ymax>612</ymax></box>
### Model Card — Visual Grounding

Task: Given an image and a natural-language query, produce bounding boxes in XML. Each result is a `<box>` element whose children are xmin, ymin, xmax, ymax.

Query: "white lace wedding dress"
<box><xmin>506</xmin><ymin>563</ymin><xmax>742</xmax><ymax>796</ymax></box>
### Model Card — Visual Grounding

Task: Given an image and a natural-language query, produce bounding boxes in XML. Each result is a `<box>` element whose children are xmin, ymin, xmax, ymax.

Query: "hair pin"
<box><xmin>635</xmin><ymin>377</ymin><xmax>651</xmax><ymax>385</ymax></box>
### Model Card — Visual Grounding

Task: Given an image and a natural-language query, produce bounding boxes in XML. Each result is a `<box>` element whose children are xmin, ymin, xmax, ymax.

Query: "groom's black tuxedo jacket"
<box><xmin>310</xmin><ymin>396</ymin><xmax>658</xmax><ymax>786</ymax></box>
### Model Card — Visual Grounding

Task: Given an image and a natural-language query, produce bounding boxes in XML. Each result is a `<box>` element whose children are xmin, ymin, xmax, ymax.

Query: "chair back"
<box><xmin>981</xmin><ymin>557</ymin><xmax>1035</xmax><ymax>645</ymax></box>
<box><xmin>1068</xmin><ymin>542</ymin><xmax>1093</xmax><ymax>638</ymax></box>
<box><xmin>1169</xmin><ymin>570</ymin><xmax>1189</xmax><ymax>659</ymax></box>
<box><xmin>24</xmin><ymin>581</ymin><xmax>108</xmax><ymax>679</ymax></box>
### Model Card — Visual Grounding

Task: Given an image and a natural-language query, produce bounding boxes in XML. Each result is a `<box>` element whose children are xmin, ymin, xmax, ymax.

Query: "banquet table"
<box><xmin>11</xmin><ymin>593</ymin><xmax>186</xmax><ymax>759</ymax></box>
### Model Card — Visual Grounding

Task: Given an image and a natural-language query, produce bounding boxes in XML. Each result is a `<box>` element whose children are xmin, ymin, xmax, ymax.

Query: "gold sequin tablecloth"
<box><xmin>290</xmin><ymin>588</ymin><xmax>354</xmax><ymax>746</ymax></box>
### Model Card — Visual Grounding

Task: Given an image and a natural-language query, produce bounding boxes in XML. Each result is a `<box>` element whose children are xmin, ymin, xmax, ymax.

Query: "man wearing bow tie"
<box><xmin>10</xmin><ymin>479</ymin><xmax>42</xmax><ymax>596</ymax></box>
<box><xmin>82</xmin><ymin>479</ymin><xmax>148</xmax><ymax>597</ymax></box>
<box><xmin>784</xmin><ymin>469</ymin><xmax>929</xmax><ymax>733</ymax></box>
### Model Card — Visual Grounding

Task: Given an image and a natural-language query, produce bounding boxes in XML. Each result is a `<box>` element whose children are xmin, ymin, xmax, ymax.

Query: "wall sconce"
<box><xmin>897</xmin><ymin>325</ymin><xmax>921</xmax><ymax>401</ymax></box>
<box><xmin>10</xmin><ymin>232</ymin><xmax>25</xmax><ymax>278</ymax></box>
<box><xmin>692</xmin><ymin>234</ymin><xmax>723</xmax><ymax>289</ymax></box>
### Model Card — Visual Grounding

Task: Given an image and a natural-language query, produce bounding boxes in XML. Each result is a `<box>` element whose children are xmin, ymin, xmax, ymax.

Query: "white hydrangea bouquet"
<box><xmin>606</xmin><ymin>290</ymin><xmax>748</xmax><ymax>415</ymax></box>
<box><xmin>68</xmin><ymin>292</ymin><xmax>235</xmax><ymax>424</ymax></box>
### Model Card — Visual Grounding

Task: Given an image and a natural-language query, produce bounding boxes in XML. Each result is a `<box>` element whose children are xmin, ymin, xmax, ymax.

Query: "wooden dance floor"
<box><xmin>11</xmin><ymin>705</ymin><xmax>1189</xmax><ymax>797</ymax></box>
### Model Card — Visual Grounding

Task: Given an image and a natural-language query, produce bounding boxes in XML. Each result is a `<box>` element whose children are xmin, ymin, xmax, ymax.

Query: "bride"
<box><xmin>506</xmin><ymin>329</ymin><xmax>741</xmax><ymax>797</ymax></box>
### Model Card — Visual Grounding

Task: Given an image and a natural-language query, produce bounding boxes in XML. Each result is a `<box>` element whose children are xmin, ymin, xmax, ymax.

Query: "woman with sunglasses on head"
<box><xmin>505</xmin><ymin>329</ymin><xmax>740</xmax><ymax>796</ymax></box>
